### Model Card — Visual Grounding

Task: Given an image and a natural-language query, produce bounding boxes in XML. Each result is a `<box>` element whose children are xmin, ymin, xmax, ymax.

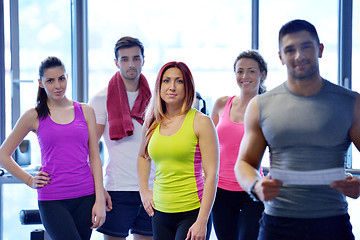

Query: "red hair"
<box><xmin>143</xmin><ymin>61</ymin><xmax>195</xmax><ymax>158</ymax></box>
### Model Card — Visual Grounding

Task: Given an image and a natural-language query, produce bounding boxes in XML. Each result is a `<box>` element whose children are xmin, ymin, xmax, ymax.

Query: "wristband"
<box><xmin>247</xmin><ymin>179</ymin><xmax>260</xmax><ymax>202</ymax></box>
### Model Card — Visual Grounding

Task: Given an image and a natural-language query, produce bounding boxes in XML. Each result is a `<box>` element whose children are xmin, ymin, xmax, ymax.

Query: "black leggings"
<box><xmin>152</xmin><ymin>208</ymin><xmax>212</xmax><ymax>240</ymax></box>
<box><xmin>212</xmin><ymin>188</ymin><xmax>264</xmax><ymax>240</ymax></box>
<box><xmin>38</xmin><ymin>194</ymin><xmax>95</xmax><ymax>240</ymax></box>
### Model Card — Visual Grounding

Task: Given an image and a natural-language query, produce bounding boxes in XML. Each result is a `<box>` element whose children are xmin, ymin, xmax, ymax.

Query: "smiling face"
<box><xmin>235</xmin><ymin>58</ymin><xmax>264</xmax><ymax>95</ymax></box>
<box><xmin>160</xmin><ymin>67</ymin><xmax>185</xmax><ymax>108</ymax></box>
<box><xmin>279</xmin><ymin>30</ymin><xmax>324</xmax><ymax>81</ymax></box>
<box><xmin>38</xmin><ymin>66</ymin><xmax>67</xmax><ymax>102</ymax></box>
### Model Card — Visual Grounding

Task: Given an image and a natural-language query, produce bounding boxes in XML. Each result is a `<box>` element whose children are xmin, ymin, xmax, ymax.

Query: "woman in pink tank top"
<box><xmin>0</xmin><ymin>56</ymin><xmax>105</xmax><ymax>240</ymax></box>
<box><xmin>210</xmin><ymin>50</ymin><xmax>267</xmax><ymax>240</ymax></box>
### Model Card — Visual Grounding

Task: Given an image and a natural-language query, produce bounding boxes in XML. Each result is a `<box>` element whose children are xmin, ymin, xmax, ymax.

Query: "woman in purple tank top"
<box><xmin>0</xmin><ymin>56</ymin><xmax>106</xmax><ymax>240</ymax></box>
<box><xmin>210</xmin><ymin>50</ymin><xmax>267</xmax><ymax>240</ymax></box>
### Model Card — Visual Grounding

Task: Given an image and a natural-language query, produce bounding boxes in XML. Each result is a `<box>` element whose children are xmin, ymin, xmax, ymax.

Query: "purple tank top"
<box><xmin>37</xmin><ymin>101</ymin><xmax>95</xmax><ymax>200</ymax></box>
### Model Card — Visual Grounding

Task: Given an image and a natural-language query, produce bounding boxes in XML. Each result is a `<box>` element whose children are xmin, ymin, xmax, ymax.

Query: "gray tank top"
<box><xmin>258</xmin><ymin>80</ymin><xmax>356</xmax><ymax>218</ymax></box>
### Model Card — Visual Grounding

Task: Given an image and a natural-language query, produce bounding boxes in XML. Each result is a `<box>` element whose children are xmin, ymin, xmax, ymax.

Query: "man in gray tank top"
<box><xmin>234</xmin><ymin>19</ymin><xmax>360</xmax><ymax>240</ymax></box>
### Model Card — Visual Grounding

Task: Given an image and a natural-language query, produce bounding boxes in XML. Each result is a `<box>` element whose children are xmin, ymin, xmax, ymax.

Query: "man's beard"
<box><xmin>289</xmin><ymin>64</ymin><xmax>318</xmax><ymax>80</ymax></box>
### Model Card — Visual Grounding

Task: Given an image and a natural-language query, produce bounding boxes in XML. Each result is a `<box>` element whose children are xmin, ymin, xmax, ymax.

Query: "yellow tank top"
<box><xmin>148</xmin><ymin>109</ymin><xmax>204</xmax><ymax>213</ymax></box>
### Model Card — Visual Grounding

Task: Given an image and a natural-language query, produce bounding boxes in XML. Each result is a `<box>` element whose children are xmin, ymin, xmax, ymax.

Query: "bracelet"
<box><xmin>247</xmin><ymin>179</ymin><xmax>260</xmax><ymax>202</ymax></box>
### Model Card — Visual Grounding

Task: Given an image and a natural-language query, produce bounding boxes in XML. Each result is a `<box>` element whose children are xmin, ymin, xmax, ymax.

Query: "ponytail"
<box><xmin>36</xmin><ymin>56</ymin><xmax>65</xmax><ymax>119</ymax></box>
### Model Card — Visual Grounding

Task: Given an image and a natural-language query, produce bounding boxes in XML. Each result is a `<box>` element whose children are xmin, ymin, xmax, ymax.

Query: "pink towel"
<box><xmin>107</xmin><ymin>72</ymin><xmax>151</xmax><ymax>140</ymax></box>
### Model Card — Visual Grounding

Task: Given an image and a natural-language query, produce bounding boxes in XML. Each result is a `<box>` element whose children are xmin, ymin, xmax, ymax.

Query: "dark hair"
<box><xmin>114</xmin><ymin>36</ymin><xmax>144</xmax><ymax>60</ymax></box>
<box><xmin>36</xmin><ymin>56</ymin><xmax>65</xmax><ymax>119</ymax></box>
<box><xmin>278</xmin><ymin>19</ymin><xmax>320</xmax><ymax>47</ymax></box>
<box><xmin>233</xmin><ymin>50</ymin><xmax>267</xmax><ymax>94</ymax></box>
<box><xmin>143</xmin><ymin>61</ymin><xmax>195</xmax><ymax>158</ymax></box>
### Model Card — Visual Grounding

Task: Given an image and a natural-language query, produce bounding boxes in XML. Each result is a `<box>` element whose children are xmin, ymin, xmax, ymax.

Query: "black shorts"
<box><xmin>96</xmin><ymin>191</ymin><xmax>153</xmax><ymax>238</ymax></box>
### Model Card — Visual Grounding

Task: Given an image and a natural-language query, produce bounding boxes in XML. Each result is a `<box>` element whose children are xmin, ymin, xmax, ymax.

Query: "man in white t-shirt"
<box><xmin>89</xmin><ymin>36</ymin><xmax>155</xmax><ymax>240</ymax></box>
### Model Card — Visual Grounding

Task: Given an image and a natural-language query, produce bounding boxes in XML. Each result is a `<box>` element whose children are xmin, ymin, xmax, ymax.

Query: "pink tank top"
<box><xmin>37</xmin><ymin>101</ymin><xmax>95</xmax><ymax>200</ymax></box>
<box><xmin>216</xmin><ymin>96</ymin><xmax>245</xmax><ymax>191</ymax></box>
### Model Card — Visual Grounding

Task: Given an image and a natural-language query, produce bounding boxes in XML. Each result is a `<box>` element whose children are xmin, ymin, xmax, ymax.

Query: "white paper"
<box><xmin>269</xmin><ymin>167</ymin><xmax>346</xmax><ymax>185</ymax></box>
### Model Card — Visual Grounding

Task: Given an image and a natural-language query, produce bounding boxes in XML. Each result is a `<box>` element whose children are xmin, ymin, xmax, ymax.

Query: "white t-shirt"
<box><xmin>89</xmin><ymin>87</ymin><xmax>155</xmax><ymax>191</ymax></box>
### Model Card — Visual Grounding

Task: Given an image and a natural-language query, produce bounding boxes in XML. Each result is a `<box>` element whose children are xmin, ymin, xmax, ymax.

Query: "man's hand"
<box><xmin>330</xmin><ymin>176</ymin><xmax>360</xmax><ymax>199</ymax></box>
<box><xmin>255</xmin><ymin>175</ymin><xmax>282</xmax><ymax>201</ymax></box>
<box><xmin>104</xmin><ymin>190</ymin><xmax>112</xmax><ymax>212</ymax></box>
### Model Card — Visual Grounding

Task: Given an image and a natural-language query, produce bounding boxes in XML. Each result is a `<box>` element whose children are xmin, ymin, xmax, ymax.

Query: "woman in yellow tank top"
<box><xmin>137</xmin><ymin>61</ymin><xmax>219</xmax><ymax>240</ymax></box>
